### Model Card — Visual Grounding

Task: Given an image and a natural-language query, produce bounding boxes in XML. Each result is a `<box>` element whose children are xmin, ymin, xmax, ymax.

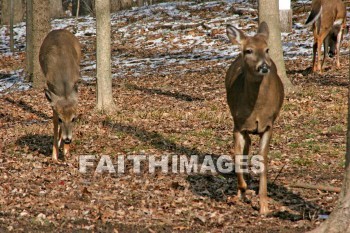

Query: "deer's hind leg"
<box><xmin>312</xmin><ymin>26</ymin><xmax>318</xmax><ymax>72</ymax></box>
<box><xmin>335</xmin><ymin>27</ymin><xmax>343</xmax><ymax>68</ymax></box>
<box><xmin>312</xmin><ymin>39</ymin><xmax>318</xmax><ymax>72</ymax></box>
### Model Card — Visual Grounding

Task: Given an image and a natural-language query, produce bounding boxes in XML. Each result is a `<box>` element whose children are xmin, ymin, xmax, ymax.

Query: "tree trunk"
<box><xmin>279</xmin><ymin>0</ymin><xmax>292</xmax><ymax>32</ymax></box>
<box><xmin>258</xmin><ymin>0</ymin><xmax>293</xmax><ymax>94</ymax></box>
<box><xmin>27</xmin><ymin>0</ymin><xmax>51</xmax><ymax>87</ymax></box>
<box><xmin>26</xmin><ymin>0</ymin><xmax>33</xmax><ymax>82</ymax></box>
<box><xmin>1</xmin><ymin>0</ymin><xmax>24</xmax><ymax>25</ymax></box>
<box><xmin>111</xmin><ymin>0</ymin><xmax>134</xmax><ymax>12</ymax></box>
<box><xmin>279</xmin><ymin>9</ymin><xmax>292</xmax><ymax>32</ymax></box>
<box><xmin>110</xmin><ymin>0</ymin><xmax>121</xmax><ymax>12</ymax></box>
<box><xmin>73</xmin><ymin>0</ymin><xmax>94</xmax><ymax>16</ymax></box>
<box><xmin>308</xmin><ymin>58</ymin><xmax>350</xmax><ymax>233</ymax></box>
<box><xmin>122</xmin><ymin>0</ymin><xmax>134</xmax><ymax>9</ymax></box>
<box><xmin>137</xmin><ymin>0</ymin><xmax>144</xmax><ymax>7</ymax></box>
<box><xmin>10</xmin><ymin>0</ymin><xmax>14</xmax><ymax>52</ymax></box>
<box><xmin>50</xmin><ymin>0</ymin><xmax>63</xmax><ymax>18</ymax></box>
<box><xmin>95</xmin><ymin>0</ymin><xmax>115</xmax><ymax>113</ymax></box>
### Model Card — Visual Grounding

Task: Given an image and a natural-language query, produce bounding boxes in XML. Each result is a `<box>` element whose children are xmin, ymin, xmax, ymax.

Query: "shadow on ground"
<box><xmin>288</xmin><ymin>66</ymin><xmax>349</xmax><ymax>87</ymax></box>
<box><xmin>126</xmin><ymin>84</ymin><xmax>205</xmax><ymax>102</ymax></box>
<box><xmin>5</xmin><ymin>97</ymin><xmax>51</xmax><ymax>120</ymax></box>
<box><xmin>15</xmin><ymin>134</ymin><xmax>52</xmax><ymax>156</ymax></box>
<box><xmin>104</xmin><ymin>120</ymin><xmax>327</xmax><ymax>221</ymax></box>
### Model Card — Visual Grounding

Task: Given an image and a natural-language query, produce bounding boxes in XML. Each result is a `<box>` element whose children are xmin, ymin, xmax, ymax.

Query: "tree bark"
<box><xmin>26</xmin><ymin>0</ymin><xmax>33</xmax><ymax>82</ymax></box>
<box><xmin>122</xmin><ymin>0</ymin><xmax>134</xmax><ymax>9</ymax></box>
<box><xmin>95</xmin><ymin>0</ymin><xmax>115</xmax><ymax>113</ymax></box>
<box><xmin>1</xmin><ymin>0</ymin><xmax>24</xmax><ymax>25</ymax></box>
<box><xmin>308</xmin><ymin>56</ymin><xmax>350</xmax><ymax>233</ymax></box>
<box><xmin>10</xmin><ymin>0</ymin><xmax>14</xmax><ymax>52</ymax></box>
<box><xmin>279</xmin><ymin>10</ymin><xmax>292</xmax><ymax>32</ymax></box>
<box><xmin>258</xmin><ymin>0</ymin><xmax>293</xmax><ymax>94</ymax></box>
<box><xmin>73</xmin><ymin>0</ymin><xmax>94</xmax><ymax>16</ymax></box>
<box><xmin>50</xmin><ymin>0</ymin><xmax>64</xmax><ymax>18</ymax></box>
<box><xmin>27</xmin><ymin>0</ymin><xmax>51</xmax><ymax>87</ymax></box>
<box><xmin>279</xmin><ymin>0</ymin><xmax>292</xmax><ymax>32</ymax></box>
<box><xmin>110</xmin><ymin>0</ymin><xmax>121</xmax><ymax>12</ymax></box>
<box><xmin>111</xmin><ymin>0</ymin><xmax>134</xmax><ymax>12</ymax></box>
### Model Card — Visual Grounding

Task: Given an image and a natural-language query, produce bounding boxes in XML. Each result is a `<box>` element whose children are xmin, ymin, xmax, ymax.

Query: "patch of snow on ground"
<box><xmin>1</xmin><ymin>0</ymin><xmax>349</xmax><ymax>93</ymax></box>
<box><xmin>0</xmin><ymin>69</ymin><xmax>31</xmax><ymax>93</ymax></box>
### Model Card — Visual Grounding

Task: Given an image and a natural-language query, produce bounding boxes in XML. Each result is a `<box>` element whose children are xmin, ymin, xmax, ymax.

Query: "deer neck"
<box><xmin>243</xmin><ymin>70</ymin><xmax>269</xmax><ymax>105</ymax></box>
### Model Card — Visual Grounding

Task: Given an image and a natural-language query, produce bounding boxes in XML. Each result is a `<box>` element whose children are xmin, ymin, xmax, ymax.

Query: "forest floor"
<box><xmin>1</xmin><ymin>0</ymin><xmax>350</xmax><ymax>232</ymax></box>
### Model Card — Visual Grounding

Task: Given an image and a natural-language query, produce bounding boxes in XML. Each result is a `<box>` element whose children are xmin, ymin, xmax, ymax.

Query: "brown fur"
<box><xmin>225</xmin><ymin>22</ymin><xmax>284</xmax><ymax>214</ymax></box>
<box><xmin>39</xmin><ymin>29</ymin><xmax>81</xmax><ymax>161</ymax></box>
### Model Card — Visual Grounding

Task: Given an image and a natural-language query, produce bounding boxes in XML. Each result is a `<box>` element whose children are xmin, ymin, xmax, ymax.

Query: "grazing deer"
<box><xmin>225</xmin><ymin>22</ymin><xmax>284</xmax><ymax>214</ymax></box>
<box><xmin>39</xmin><ymin>29</ymin><xmax>81</xmax><ymax>161</ymax></box>
<box><xmin>305</xmin><ymin>0</ymin><xmax>347</xmax><ymax>72</ymax></box>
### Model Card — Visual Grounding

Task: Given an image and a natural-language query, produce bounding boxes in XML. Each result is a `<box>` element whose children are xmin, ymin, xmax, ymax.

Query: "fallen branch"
<box><xmin>290</xmin><ymin>183</ymin><xmax>341</xmax><ymax>193</ymax></box>
<box><xmin>272</xmin><ymin>164</ymin><xmax>286</xmax><ymax>185</ymax></box>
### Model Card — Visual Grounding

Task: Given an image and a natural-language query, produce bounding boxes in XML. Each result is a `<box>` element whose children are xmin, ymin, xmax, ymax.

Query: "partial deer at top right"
<box><xmin>305</xmin><ymin>0</ymin><xmax>347</xmax><ymax>73</ymax></box>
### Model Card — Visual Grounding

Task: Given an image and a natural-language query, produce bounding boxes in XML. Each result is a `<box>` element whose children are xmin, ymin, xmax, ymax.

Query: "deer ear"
<box><xmin>45</xmin><ymin>89</ymin><xmax>52</xmax><ymax>102</ymax></box>
<box><xmin>257</xmin><ymin>22</ymin><xmax>269</xmax><ymax>39</ymax></box>
<box><xmin>44</xmin><ymin>89</ymin><xmax>58</xmax><ymax>105</ymax></box>
<box><xmin>73</xmin><ymin>83</ymin><xmax>78</xmax><ymax>93</ymax></box>
<box><xmin>226</xmin><ymin>25</ymin><xmax>246</xmax><ymax>45</ymax></box>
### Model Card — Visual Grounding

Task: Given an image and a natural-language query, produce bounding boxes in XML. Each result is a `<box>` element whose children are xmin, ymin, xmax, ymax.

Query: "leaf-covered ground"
<box><xmin>0</xmin><ymin>1</ymin><xmax>349</xmax><ymax>232</ymax></box>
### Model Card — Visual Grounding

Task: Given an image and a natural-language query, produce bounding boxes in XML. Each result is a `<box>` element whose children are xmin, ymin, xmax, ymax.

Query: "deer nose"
<box><xmin>258</xmin><ymin>63</ymin><xmax>270</xmax><ymax>74</ymax></box>
<box><xmin>64</xmin><ymin>138</ymin><xmax>72</xmax><ymax>144</ymax></box>
<box><xmin>329</xmin><ymin>51</ymin><xmax>335</xmax><ymax>58</ymax></box>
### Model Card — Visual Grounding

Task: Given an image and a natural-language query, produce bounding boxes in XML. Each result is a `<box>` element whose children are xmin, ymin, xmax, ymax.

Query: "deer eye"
<box><xmin>265</xmin><ymin>48</ymin><xmax>269</xmax><ymax>54</ymax></box>
<box><xmin>58</xmin><ymin>118</ymin><xmax>63</xmax><ymax>123</ymax></box>
<box><xmin>72</xmin><ymin>117</ymin><xmax>76</xmax><ymax>123</ymax></box>
<box><xmin>244</xmin><ymin>49</ymin><xmax>253</xmax><ymax>54</ymax></box>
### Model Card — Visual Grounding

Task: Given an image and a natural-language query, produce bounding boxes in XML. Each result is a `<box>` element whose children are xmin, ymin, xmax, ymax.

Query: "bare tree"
<box><xmin>137</xmin><ymin>0</ymin><xmax>144</xmax><ymax>7</ymax></box>
<box><xmin>308</xmin><ymin>65</ymin><xmax>350</xmax><ymax>233</ymax></box>
<box><xmin>50</xmin><ymin>0</ymin><xmax>64</xmax><ymax>18</ymax></box>
<box><xmin>259</xmin><ymin>0</ymin><xmax>293</xmax><ymax>93</ymax></box>
<box><xmin>95</xmin><ymin>0</ymin><xmax>115</xmax><ymax>112</ymax></box>
<box><xmin>1</xmin><ymin>0</ymin><xmax>24</xmax><ymax>25</ymax></box>
<box><xmin>10</xmin><ymin>0</ymin><xmax>14</xmax><ymax>52</ymax></box>
<box><xmin>111</xmin><ymin>0</ymin><xmax>135</xmax><ymax>12</ymax></box>
<box><xmin>26</xmin><ymin>0</ymin><xmax>33</xmax><ymax>81</ymax></box>
<box><xmin>73</xmin><ymin>0</ymin><xmax>94</xmax><ymax>16</ymax></box>
<box><xmin>279</xmin><ymin>0</ymin><xmax>292</xmax><ymax>32</ymax></box>
<box><xmin>26</xmin><ymin>0</ymin><xmax>51</xmax><ymax>87</ymax></box>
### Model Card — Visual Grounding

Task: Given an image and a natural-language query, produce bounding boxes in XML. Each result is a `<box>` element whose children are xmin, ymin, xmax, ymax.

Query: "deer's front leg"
<box><xmin>258</xmin><ymin>128</ymin><xmax>272</xmax><ymax>215</ymax></box>
<box><xmin>52</xmin><ymin>111</ymin><xmax>59</xmax><ymax>161</ymax></box>
<box><xmin>316</xmin><ymin>37</ymin><xmax>324</xmax><ymax>72</ymax></box>
<box><xmin>322</xmin><ymin>37</ymin><xmax>329</xmax><ymax>70</ymax></box>
<box><xmin>58</xmin><ymin>127</ymin><xmax>70</xmax><ymax>158</ymax></box>
<box><xmin>234</xmin><ymin>131</ymin><xmax>248</xmax><ymax>199</ymax></box>
<box><xmin>63</xmin><ymin>143</ymin><xmax>70</xmax><ymax>158</ymax></box>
